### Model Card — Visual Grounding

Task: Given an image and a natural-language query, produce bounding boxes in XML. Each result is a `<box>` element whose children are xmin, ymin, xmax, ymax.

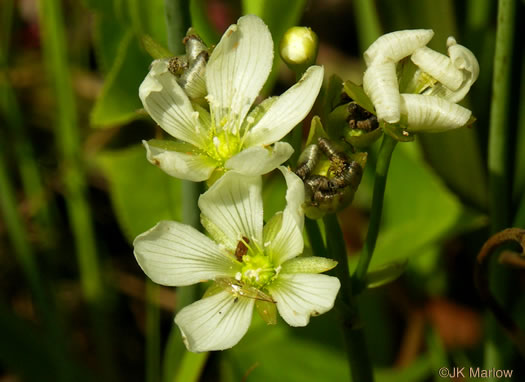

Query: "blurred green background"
<box><xmin>1</xmin><ymin>0</ymin><xmax>524</xmax><ymax>381</ymax></box>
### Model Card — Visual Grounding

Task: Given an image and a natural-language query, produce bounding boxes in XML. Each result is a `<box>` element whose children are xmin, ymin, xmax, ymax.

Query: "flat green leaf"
<box><xmin>91</xmin><ymin>31</ymin><xmax>150</xmax><ymax>127</ymax></box>
<box><xmin>224</xmin><ymin>313</ymin><xmax>433</xmax><ymax>382</ymax></box>
<box><xmin>352</xmin><ymin>144</ymin><xmax>485</xmax><ymax>272</ymax></box>
<box><xmin>365</xmin><ymin>260</ymin><xmax>407</xmax><ymax>288</ymax></box>
<box><xmin>96</xmin><ymin>145</ymin><xmax>182</xmax><ymax>242</ymax></box>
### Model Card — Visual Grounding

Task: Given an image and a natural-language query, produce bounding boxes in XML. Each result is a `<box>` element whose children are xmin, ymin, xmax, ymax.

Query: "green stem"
<box><xmin>305</xmin><ymin>218</ymin><xmax>325</xmax><ymax>258</ymax></box>
<box><xmin>485</xmin><ymin>0</ymin><xmax>517</xmax><ymax>377</ymax></box>
<box><xmin>488</xmin><ymin>0</ymin><xmax>515</xmax><ymax>233</ymax></box>
<box><xmin>146</xmin><ymin>281</ymin><xmax>161</xmax><ymax>382</ymax></box>
<box><xmin>38</xmin><ymin>0</ymin><xmax>114</xmax><ymax>379</ymax></box>
<box><xmin>165</xmin><ymin>0</ymin><xmax>190</xmax><ymax>55</ymax></box>
<box><xmin>352</xmin><ymin>134</ymin><xmax>397</xmax><ymax>293</ymax></box>
<box><xmin>352</xmin><ymin>0</ymin><xmax>382</xmax><ymax>53</ymax></box>
<box><xmin>323</xmin><ymin>214</ymin><xmax>374</xmax><ymax>382</ymax></box>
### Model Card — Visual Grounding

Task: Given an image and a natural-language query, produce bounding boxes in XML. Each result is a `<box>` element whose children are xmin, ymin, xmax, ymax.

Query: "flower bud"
<box><xmin>279</xmin><ymin>26</ymin><xmax>319</xmax><ymax>73</ymax></box>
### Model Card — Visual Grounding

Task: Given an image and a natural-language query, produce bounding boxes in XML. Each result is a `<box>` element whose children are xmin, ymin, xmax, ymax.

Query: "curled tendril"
<box><xmin>474</xmin><ymin>228</ymin><xmax>525</xmax><ymax>358</ymax></box>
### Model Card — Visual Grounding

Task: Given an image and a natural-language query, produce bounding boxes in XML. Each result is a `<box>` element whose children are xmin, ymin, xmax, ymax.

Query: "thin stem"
<box><xmin>352</xmin><ymin>0</ymin><xmax>382</xmax><ymax>54</ymax></box>
<box><xmin>352</xmin><ymin>134</ymin><xmax>397</xmax><ymax>294</ymax></box>
<box><xmin>38</xmin><ymin>0</ymin><xmax>114</xmax><ymax>379</ymax></box>
<box><xmin>146</xmin><ymin>281</ymin><xmax>161</xmax><ymax>382</ymax></box>
<box><xmin>323</xmin><ymin>214</ymin><xmax>374</xmax><ymax>382</ymax></box>
<box><xmin>486</xmin><ymin>0</ymin><xmax>517</xmax><ymax>375</ymax></box>
<box><xmin>165</xmin><ymin>0</ymin><xmax>190</xmax><ymax>55</ymax></box>
<box><xmin>488</xmin><ymin>0</ymin><xmax>515</xmax><ymax>233</ymax></box>
<box><xmin>474</xmin><ymin>228</ymin><xmax>525</xmax><ymax>358</ymax></box>
<box><xmin>305</xmin><ymin>218</ymin><xmax>325</xmax><ymax>258</ymax></box>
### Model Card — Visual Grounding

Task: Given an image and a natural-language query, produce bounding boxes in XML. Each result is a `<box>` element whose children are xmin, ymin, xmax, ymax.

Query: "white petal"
<box><xmin>364</xmin><ymin>29</ymin><xmax>434</xmax><ymax>66</ymax></box>
<box><xmin>225</xmin><ymin>142</ymin><xmax>293</xmax><ymax>176</ymax></box>
<box><xmin>444</xmin><ymin>37</ymin><xmax>480</xmax><ymax>103</ymax></box>
<box><xmin>244</xmin><ymin>65</ymin><xmax>324</xmax><ymax>146</ymax></box>
<box><xmin>266</xmin><ymin>213</ymin><xmax>303</xmax><ymax>265</ymax></box>
<box><xmin>133</xmin><ymin>221</ymin><xmax>240</xmax><ymax>286</ymax></box>
<box><xmin>139</xmin><ymin>60</ymin><xmax>207</xmax><ymax>149</ymax></box>
<box><xmin>363</xmin><ymin>62</ymin><xmax>400</xmax><ymax>123</ymax></box>
<box><xmin>279</xmin><ymin>166</ymin><xmax>305</xmax><ymax>232</ymax></box>
<box><xmin>198</xmin><ymin>171</ymin><xmax>263</xmax><ymax>246</ymax></box>
<box><xmin>175</xmin><ymin>291</ymin><xmax>254</xmax><ymax>352</ymax></box>
<box><xmin>268</xmin><ymin>273</ymin><xmax>340</xmax><ymax>327</ymax></box>
<box><xmin>448</xmin><ymin>37</ymin><xmax>479</xmax><ymax>82</ymax></box>
<box><xmin>400</xmin><ymin>94</ymin><xmax>472</xmax><ymax>133</ymax></box>
<box><xmin>206</xmin><ymin>15</ymin><xmax>273</xmax><ymax>133</ymax></box>
<box><xmin>265</xmin><ymin>167</ymin><xmax>306</xmax><ymax>265</ymax></box>
<box><xmin>410</xmin><ymin>46</ymin><xmax>463</xmax><ymax>91</ymax></box>
<box><xmin>143</xmin><ymin>141</ymin><xmax>217</xmax><ymax>181</ymax></box>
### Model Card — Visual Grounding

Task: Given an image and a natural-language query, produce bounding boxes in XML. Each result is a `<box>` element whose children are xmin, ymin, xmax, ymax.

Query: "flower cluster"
<box><xmin>134</xmin><ymin>15</ymin><xmax>480</xmax><ymax>354</ymax></box>
<box><xmin>134</xmin><ymin>15</ymin><xmax>338</xmax><ymax>353</ymax></box>
<box><xmin>362</xmin><ymin>30</ymin><xmax>479</xmax><ymax>133</ymax></box>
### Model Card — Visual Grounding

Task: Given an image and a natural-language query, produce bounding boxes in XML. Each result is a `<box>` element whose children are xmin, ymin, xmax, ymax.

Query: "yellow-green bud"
<box><xmin>279</xmin><ymin>26</ymin><xmax>319</xmax><ymax>73</ymax></box>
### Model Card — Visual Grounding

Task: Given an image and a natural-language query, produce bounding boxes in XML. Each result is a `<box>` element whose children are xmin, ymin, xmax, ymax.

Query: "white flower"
<box><xmin>133</xmin><ymin>167</ymin><xmax>340</xmax><ymax>352</ymax></box>
<box><xmin>362</xmin><ymin>30</ymin><xmax>478</xmax><ymax>132</ymax></box>
<box><xmin>139</xmin><ymin>15</ymin><xmax>324</xmax><ymax>181</ymax></box>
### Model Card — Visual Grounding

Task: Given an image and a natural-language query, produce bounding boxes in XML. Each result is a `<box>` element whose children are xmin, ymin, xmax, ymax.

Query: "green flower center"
<box><xmin>239</xmin><ymin>252</ymin><xmax>276</xmax><ymax>289</ymax></box>
<box><xmin>206</xmin><ymin>129</ymin><xmax>242</xmax><ymax>163</ymax></box>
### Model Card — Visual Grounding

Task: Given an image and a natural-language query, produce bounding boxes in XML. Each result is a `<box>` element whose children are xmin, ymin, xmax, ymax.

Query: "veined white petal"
<box><xmin>364</xmin><ymin>29</ymin><xmax>434</xmax><ymax>66</ymax></box>
<box><xmin>133</xmin><ymin>221</ymin><xmax>240</xmax><ymax>286</ymax></box>
<box><xmin>225</xmin><ymin>142</ymin><xmax>293</xmax><ymax>176</ymax></box>
<box><xmin>265</xmin><ymin>213</ymin><xmax>303</xmax><ymax>266</ymax></box>
<box><xmin>175</xmin><ymin>291</ymin><xmax>254</xmax><ymax>352</ymax></box>
<box><xmin>400</xmin><ymin>94</ymin><xmax>472</xmax><ymax>133</ymax></box>
<box><xmin>265</xmin><ymin>167</ymin><xmax>305</xmax><ymax>265</ymax></box>
<box><xmin>268</xmin><ymin>273</ymin><xmax>340</xmax><ymax>327</ymax></box>
<box><xmin>363</xmin><ymin>62</ymin><xmax>400</xmax><ymax>123</ymax></box>
<box><xmin>139</xmin><ymin>60</ymin><xmax>207</xmax><ymax>149</ymax></box>
<box><xmin>410</xmin><ymin>46</ymin><xmax>463</xmax><ymax>91</ymax></box>
<box><xmin>206</xmin><ymin>15</ymin><xmax>273</xmax><ymax>132</ymax></box>
<box><xmin>143</xmin><ymin>141</ymin><xmax>217</xmax><ymax>181</ymax></box>
<box><xmin>199</xmin><ymin>171</ymin><xmax>263</xmax><ymax>245</ymax></box>
<box><xmin>279</xmin><ymin>166</ymin><xmax>305</xmax><ymax>232</ymax></box>
<box><xmin>244</xmin><ymin>66</ymin><xmax>324</xmax><ymax>146</ymax></box>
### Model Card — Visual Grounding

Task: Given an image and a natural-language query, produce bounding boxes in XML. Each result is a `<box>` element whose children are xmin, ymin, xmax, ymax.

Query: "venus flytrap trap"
<box><xmin>139</xmin><ymin>15</ymin><xmax>324</xmax><ymax>183</ymax></box>
<box><xmin>133</xmin><ymin>167</ymin><xmax>340</xmax><ymax>352</ymax></box>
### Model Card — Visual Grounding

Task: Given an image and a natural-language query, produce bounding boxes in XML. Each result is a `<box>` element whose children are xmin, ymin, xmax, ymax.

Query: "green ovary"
<box><xmin>206</xmin><ymin>130</ymin><xmax>242</xmax><ymax>163</ymax></box>
<box><xmin>240</xmin><ymin>253</ymin><xmax>276</xmax><ymax>289</ymax></box>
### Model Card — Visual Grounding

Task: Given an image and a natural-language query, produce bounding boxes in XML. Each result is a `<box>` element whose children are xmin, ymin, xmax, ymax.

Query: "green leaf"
<box><xmin>343</xmin><ymin>80</ymin><xmax>375</xmax><ymax>114</ymax></box>
<box><xmin>353</xmin><ymin>144</ymin><xmax>485</xmax><ymax>272</ymax></box>
<box><xmin>224</xmin><ymin>313</ymin><xmax>433</xmax><ymax>382</ymax></box>
<box><xmin>173</xmin><ymin>351</ymin><xmax>209</xmax><ymax>382</ymax></box>
<box><xmin>96</xmin><ymin>145</ymin><xmax>182</xmax><ymax>242</ymax></box>
<box><xmin>365</xmin><ymin>260</ymin><xmax>407</xmax><ymax>288</ymax></box>
<box><xmin>91</xmin><ymin>31</ymin><xmax>151</xmax><ymax>127</ymax></box>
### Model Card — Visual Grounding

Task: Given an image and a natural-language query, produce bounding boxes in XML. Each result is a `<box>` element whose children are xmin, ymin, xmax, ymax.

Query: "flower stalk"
<box><xmin>352</xmin><ymin>134</ymin><xmax>397</xmax><ymax>294</ymax></box>
<box><xmin>323</xmin><ymin>214</ymin><xmax>374</xmax><ymax>382</ymax></box>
